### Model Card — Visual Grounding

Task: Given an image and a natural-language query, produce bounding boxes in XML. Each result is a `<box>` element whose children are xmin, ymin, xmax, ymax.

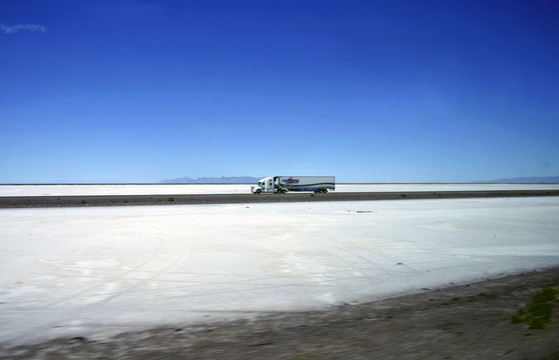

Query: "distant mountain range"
<box><xmin>160</xmin><ymin>175</ymin><xmax>559</xmax><ymax>184</ymax></box>
<box><xmin>474</xmin><ymin>176</ymin><xmax>559</xmax><ymax>184</ymax></box>
<box><xmin>160</xmin><ymin>176</ymin><xmax>261</xmax><ymax>184</ymax></box>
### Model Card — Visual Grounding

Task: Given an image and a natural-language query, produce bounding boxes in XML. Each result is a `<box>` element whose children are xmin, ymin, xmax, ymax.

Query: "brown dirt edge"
<box><xmin>2</xmin><ymin>267</ymin><xmax>559</xmax><ymax>359</ymax></box>
<box><xmin>1</xmin><ymin>189</ymin><xmax>559</xmax><ymax>208</ymax></box>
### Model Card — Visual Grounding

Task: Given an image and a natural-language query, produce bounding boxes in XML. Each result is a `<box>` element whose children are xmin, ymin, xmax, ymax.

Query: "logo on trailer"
<box><xmin>287</xmin><ymin>177</ymin><xmax>299</xmax><ymax>184</ymax></box>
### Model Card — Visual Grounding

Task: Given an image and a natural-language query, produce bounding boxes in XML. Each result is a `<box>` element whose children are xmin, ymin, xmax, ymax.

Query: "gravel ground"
<box><xmin>1</xmin><ymin>190</ymin><xmax>559</xmax><ymax>208</ymax></box>
<box><xmin>2</xmin><ymin>267</ymin><xmax>558</xmax><ymax>360</ymax></box>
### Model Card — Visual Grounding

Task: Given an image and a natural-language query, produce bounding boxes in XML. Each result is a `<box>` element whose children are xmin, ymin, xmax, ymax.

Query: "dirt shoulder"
<box><xmin>1</xmin><ymin>190</ymin><xmax>559</xmax><ymax>208</ymax></box>
<box><xmin>2</xmin><ymin>267</ymin><xmax>559</xmax><ymax>359</ymax></box>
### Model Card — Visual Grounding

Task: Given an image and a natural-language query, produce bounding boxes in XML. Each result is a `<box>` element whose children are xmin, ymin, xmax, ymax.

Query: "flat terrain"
<box><xmin>2</xmin><ymin>266</ymin><xmax>558</xmax><ymax>359</ymax></box>
<box><xmin>1</xmin><ymin>189</ymin><xmax>559</xmax><ymax>208</ymax></box>
<box><xmin>2</xmin><ymin>189</ymin><xmax>558</xmax><ymax>359</ymax></box>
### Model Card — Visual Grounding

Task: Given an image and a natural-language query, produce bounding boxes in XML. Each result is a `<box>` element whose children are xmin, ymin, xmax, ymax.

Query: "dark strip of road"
<box><xmin>1</xmin><ymin>190</ymin><xmax>559</xmax><ymax>208</ymax></box>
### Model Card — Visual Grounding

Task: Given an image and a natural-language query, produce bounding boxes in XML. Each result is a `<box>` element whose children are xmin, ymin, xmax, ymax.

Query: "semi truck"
<box><xmin>251</xmin><ymin>176</ymin><xmax>335</xmax><ymax>194</ymax></box>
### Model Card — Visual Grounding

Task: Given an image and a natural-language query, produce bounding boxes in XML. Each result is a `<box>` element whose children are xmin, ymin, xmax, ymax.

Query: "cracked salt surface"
<box><xmin>1</xmin><ymin>192</ymin><xmax>558</xmax><ymax>346</ymax></box>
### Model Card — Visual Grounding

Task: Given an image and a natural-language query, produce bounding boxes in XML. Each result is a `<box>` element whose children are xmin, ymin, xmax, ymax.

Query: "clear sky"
<box><xmin>1</xmin><ymin>0</ymin><xmax>558</xmax><ymax>183</ymax></box>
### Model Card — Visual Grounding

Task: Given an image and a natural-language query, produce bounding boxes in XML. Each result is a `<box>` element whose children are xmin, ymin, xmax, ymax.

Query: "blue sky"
<box><xmin>1</xmin><ymin>0</ymin><xmax>558</xmax><ymax>183</ymax></box>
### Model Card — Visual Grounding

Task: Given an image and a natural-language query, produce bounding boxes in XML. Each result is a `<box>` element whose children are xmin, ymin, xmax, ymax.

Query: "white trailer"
<box><xmin>251</xmin><ymin>176</ymin><xmax>335</xmax><ymax>194</ymax></box>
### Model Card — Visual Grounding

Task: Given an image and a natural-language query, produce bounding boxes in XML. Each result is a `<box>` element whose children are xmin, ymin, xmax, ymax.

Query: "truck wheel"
<box><xmin>255</xmin><ymin>189</ymin><xmax>261</xmax><ymax>194</ymax></box>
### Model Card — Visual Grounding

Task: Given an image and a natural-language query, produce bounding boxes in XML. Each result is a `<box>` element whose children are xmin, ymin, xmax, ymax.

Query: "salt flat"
<box><xmin>1</xmin><ymin>183</ymin><xmax>559</xmax><ymax>196</ymax></box>
<box><xmin>1</xmin><ymin>195</ymin><xmax>558</xmax><ymax>346</ymax></box>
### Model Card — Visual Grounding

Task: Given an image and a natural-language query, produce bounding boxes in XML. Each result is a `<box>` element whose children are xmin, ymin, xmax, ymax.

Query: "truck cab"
<box><xmin>251</xmin><ymin>177</ymin><xmax>275</xmax><ymax>194</ymax></box>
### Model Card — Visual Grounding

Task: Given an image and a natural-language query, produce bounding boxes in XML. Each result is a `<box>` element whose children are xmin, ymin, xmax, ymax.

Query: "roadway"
<box><xmin>1</xmin><ymin>189</ymin><xmax>559</xmax><ymax>208</ymax></box>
